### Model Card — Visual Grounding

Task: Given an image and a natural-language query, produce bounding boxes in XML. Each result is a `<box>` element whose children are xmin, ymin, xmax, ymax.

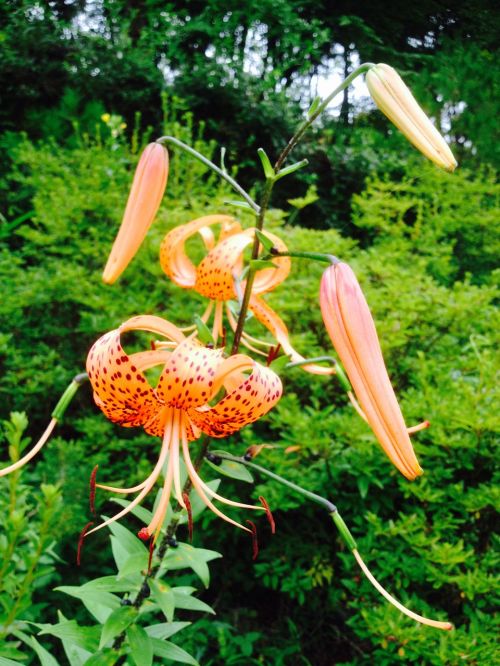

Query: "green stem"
<box><xmin>274</xmin><ymin>63</ymin><xmax>374</xmax><ymax>172</ymax></box>
<box><xmin>269</xmin><ymin>249</ymin><xmax>339</xmax><ymax>264</ymax></box>
<box><xmin>156</xmin><ymin>135</ymin><xmax>260</xmax><ymax>214</ymax></box>
<box><xmin>230</xmin><ymin>65</ymin><xmax>372</xmax><ymax>354</ymax></box>
<box><xmin>210</xmin><ymin>452</ymin><xmax>358</xmax><ymax>550</ymax></box>
<box><xmin>51</xmin><ymin>373</ymin><xmax>88</xmax><ymax>421</ymax></box>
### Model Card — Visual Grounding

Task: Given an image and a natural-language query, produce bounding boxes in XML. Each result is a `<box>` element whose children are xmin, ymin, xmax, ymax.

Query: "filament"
<box><xmin>0</xmin><ymin>418</ymin><xmax>57</xmax><ymax>477</ymax></box>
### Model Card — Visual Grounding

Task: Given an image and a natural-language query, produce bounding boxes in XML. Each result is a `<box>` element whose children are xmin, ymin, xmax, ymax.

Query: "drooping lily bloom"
<box><xmin>160</xmin><ymin>215</ymin><xmax>333</xmax><ymax>375</ymax></box>
<box><xmin>103</xmin><ymin>143</ymin><xmax>169</xmax><ymax>284</ymax></box>
<box><xmin>320</xmin><ymin>262</ymin><xmax>423</xmax><ymax>480</ymax></box>
<box><xmin>366</xmin><ymin>63</ymin><xmax>457</xmax><ymax>172</ymax></box>
<box><xmin>85</xmin><ymin>314</ymin><xmax>282</xmax><ymax>541</ymax></box>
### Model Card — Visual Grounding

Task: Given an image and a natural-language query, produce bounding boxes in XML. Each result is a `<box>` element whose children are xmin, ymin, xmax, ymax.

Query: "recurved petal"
<box><xmin>86</xmin><ymin>329</ymin><xmax>163</xmax><ymax>431</ymax></box>
<box><xmin>195</xmin><ymin>229</ymin><xmax>290</xmax><ymax>301</ymax></box>
<box><xmin>103</xmin><ymin>143</ymin><xmax>169</xmax><ymax>284</ymax></box>
<box><xmin>156</xmin><ymin>339</ymin><xmax>224</xmax><ymax>409</ymax></box>
<box><xmin>160</xmin><ymin>215</ymin><xmax>241</xmax><ymax>288</ymax></box>
<box><xmin>188</xmin><ymin>358</ymin><xmax>282</xmax><ymax>437</ymax></box>
<box><xmin>249</xmin><ymin>295</ymin><xmax>334</xmax><ymax>376</ymax></box>
<box><xmin>320</xmin><ymin>263</ymin><xmax>422</xmax><ymax>480</ymax></box>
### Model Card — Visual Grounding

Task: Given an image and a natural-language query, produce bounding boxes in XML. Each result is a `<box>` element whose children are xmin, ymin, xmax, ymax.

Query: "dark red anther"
<box><xmin>137</xmin><ymin>527</ymin><xmax>150</xmax><ymax>541</ymax></box>
<box><xmin>150</xmin><ymin>340</ymin><xmax>157</xmax><ymax>351</ymax></box>
<box><xmin>259</xmin><ymin>496</ymin><xmax>276</xmax><ymax>534</ymax></box>
<box><xmin>183</xmin><ymin>492</ymin><xmax>193</xmax><ymax>542</ymax></box>
<box><xmin>76</xmin><ymin>521</ymin><xmax>94</xmax><ymax>566</ymax></box>
<box><xmin>266</xmin><ymin>344</ymin><xmax>281</xmax><ymax>366</ymax></box>
<box><xmin>246</xmin><ymin>520</ymin><xmax>259</xmax><ymax>560</ymax></box>
<box><xmin>89</xmin><ymin>465</ymin><xmax>98</xmax><ymax>515</ymax></box>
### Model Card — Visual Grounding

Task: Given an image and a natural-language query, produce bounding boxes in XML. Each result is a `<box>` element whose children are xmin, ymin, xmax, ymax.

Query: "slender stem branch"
<box><xmin>229</xmin><ymin>64</ymin><xmax>372</xmax><ymax>355</ymax></box>
<box><xmin>274</xmin><ymin>63</ymin><xmax>374</xmax><ymax>172</ymax></box>
<box><xmin>156</xmin><ymin>136</ymin><xmax>260</xmax><ymax>213</ymax></box>
<box><xmin>268</xmin><ymin>249</ymin><xmax>339</xmax><ymax>264</ymax></box>
<box><xmin>212</xmin><ymin>452</ymin><xmax>337</xmax><ymax>514</ymax></box>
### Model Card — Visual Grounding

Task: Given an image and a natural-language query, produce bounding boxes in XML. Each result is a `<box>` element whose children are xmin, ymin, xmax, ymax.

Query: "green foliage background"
<box><xmin>0</xmin><ymin>2</ymin><xmax>499</xmax><ymax>664</ymax></box>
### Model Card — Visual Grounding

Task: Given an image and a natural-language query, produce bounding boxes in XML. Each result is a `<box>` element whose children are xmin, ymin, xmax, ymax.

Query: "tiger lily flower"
<box><xmin>160</xmin><ymin>215</ymin><xmax>334</xmax><ymax>375</ymax></box>
<box><xmin>320</xmin><ymin>262</ymin><xmax>423</xmax><ymax>480</ymax></box>
<box><xmin>366</xmin><ymin>63</ymin><xmax>457</xmax><ymax>172</ymax></box>
<box><xmin>103</xmin><ymin>142</ymin><xmax>169</xmax><ymax>284</ymax></box>
<box><xmin>85</xmin><ymin>314</ymin><xmax>282</xmax><ymax>542</ymax></box>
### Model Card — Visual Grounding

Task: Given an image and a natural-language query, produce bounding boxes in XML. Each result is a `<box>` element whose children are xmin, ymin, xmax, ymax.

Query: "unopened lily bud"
<box><xmin>103</xmin><ymin>142</ymin><xmax>169</xmax><ymax>283</ymax></box>
<box><xmin>320</xmin><ymin>262</ymin><xmax>423</xmax><ymax>480</ymax></box>
<box><xmin>366</xmin><ymin>63</ymin><xmax>457</xmax><ymax>172</ymax></box>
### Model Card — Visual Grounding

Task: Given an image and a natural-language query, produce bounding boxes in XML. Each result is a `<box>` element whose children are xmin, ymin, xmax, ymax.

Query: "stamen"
<box><xmin>89</xmin><ymin>465</ymin><xmax>98</xmax><ymax>515</ymax></box>
<box><xmin>0</xmin><ymin>418</ymin><xmax>57</xmax><ymax>477</ymax></box>
<box><xmin>246</xmin><ymin>520</ymin><xmax>259</xmax><ymax>560</ymax></box>
<box><xmin>408</xmin><ymin>420</ymin><xmax>430</xmax><ymax>434</ymax></box>
<box><xmin>77</xmin><ymin>521</ymin><xmax>94</xmax><ymax>566</ymax></box>
<box><xmin>259</xmin><ymin>496</ymin><xmax>276</xmax><ymax>534</ymax></box>
<box><xmin>182</xmin><ymin>492</ymin><xmax>193</xmax><ymax>541</ymax></box>
<box><xmin>352</xmin><ymin>549</ymin><xmax>453</xmax><ymax>630</ymax></box>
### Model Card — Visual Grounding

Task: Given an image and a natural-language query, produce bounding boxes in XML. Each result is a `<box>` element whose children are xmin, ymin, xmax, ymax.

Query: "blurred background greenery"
<box><xmin>0</xmin><ymin>1</ymin><xmax>498</xmax><ymax>664</ymax></box>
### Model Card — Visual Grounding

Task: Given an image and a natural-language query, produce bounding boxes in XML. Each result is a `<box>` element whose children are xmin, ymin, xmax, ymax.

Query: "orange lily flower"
<box><xmin>320</xmin><ymin>262</ymin><xmax>423</xmax><ymax>480</ymax></box>
<box><xmin>103</xmin><ymin>143</ymin><xmax>169</xmax><ymax>284</ymax></box>
<box><xmin>160</xmin><ymin>215</ymin><xmax>334</xmax><ymax>375</ymax></box>
<box><xmin>85</xmin><ymin>314</ymin><xmax>282</xmax><ymax>541</ymax></box>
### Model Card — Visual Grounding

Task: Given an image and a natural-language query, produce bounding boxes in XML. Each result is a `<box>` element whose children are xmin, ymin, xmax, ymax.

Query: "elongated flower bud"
<box><xmin>103</xmin><ymin>143</ymin><xmax>169</xmax><ymax>284</ymax></box>
<box><xmin>366</xmin><ymin>63</ymin><xmax>457</xmax><ymax>172</ymax></box>
<box><xmin>320</xmin><ymin>263</ymin><xmax>423</xmax><ymax>480</ymax></box>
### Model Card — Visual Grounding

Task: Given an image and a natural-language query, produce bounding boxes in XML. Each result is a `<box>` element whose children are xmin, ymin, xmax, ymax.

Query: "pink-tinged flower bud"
<box><xmin>320</xmin><ymin>262</ymin><xmax>423</xmax><ymax>480</ymax></box>
<box><xmin>366</xmin><ymin>63</ymin><xmax>457</xmax><ymax>172</ymax></box>
<box><xmin>103</xmin><ymin>142</ymin><xmax>169</xmax><ymax>284</ymax></box>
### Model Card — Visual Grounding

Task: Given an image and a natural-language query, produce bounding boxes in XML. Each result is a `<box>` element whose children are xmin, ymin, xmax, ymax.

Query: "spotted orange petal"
<box><xmin>159</xmin><ymin>215</ymin><xmax>241</xmax><ymax>288</ymax></box>
<box><xmin>195</xmin><ymin>229</ymin><xmax>290</xmax><ymax>301</ymax></box>
<box><xmin>87</xmin><ymin>316</ymin><xmax>185</xmax><ymax>436</ymax></box>
<box><xmin>156</xmin><ymin>338</ymin><xmax>224</xmax><ymax>409</ymax></box>
<box><xmin>188</xmin><ymin>359</ymin><xmax>282</xmax><ymax>437</ymax></box>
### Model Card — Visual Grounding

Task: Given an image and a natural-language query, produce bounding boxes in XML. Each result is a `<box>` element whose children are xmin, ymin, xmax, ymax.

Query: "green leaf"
<box><xmin>83</xmin><ymin>575</ymin><xmax>141</xmax><ymax>594</ymax></box>
<box><xmin>257</xmin><ymin>148</ymin><xmax>275</xmax><ymax>179</ymax></box>
<box><xmin>27</xmin><ymin>637</ymin><xmax>59</xmax><ymax>666</ymax></box>
<box><xmin>249</xmin><ymin>259</ymin><xmax>279</xmax><ymax>271</ymax></box>
<box><xmin>57</xmin><ymin>611</ymin><xmax>95</xmax><ymax>666</ymax></box>
<box><xmin>55</xmin><ymin>586</ymin><xmax>121</xmax><ymax>624</ymax></box>
<box><xmin>99</xmin><ymin>606</ymin><xmax>137</xmax><ymax>649</ymax></box>
<box><xmin>193</xmin><ymin>315</ymin><xmax>214</xmax><ymax>345</ymax></box>
<box><xmin>163</xmin><ymin>543</ymin><xmax>222</xmax><ymax>587</ymax></box>
<box><xmin>33</xmin><ymin>617</ymin><xmax>100</xmax><ymax>652</ymax></box>
<box><xmin>223</xmin><ymin>200</ymin><xmax>253</xmax><ymax>210</ymax></box>
<box><xmin>307</xmin><ymin>95</ymin><xmax>322</xmax><ymax>118</ymax></box>
<box><xmin>205</xmin><ymin>450</ymin><xmax>254</xmax><ymax>483</ymax></box>
<box><xmin>172</xmin><ymin>589</ymin><xmax>215</xmax><ymax>615</ymax></box>
<box><xmin>83</xmin><ymin>650</ymin><xmax>119</xmax><ymax>666</ymax></box>
<box><xmin>275</xmin><ymin>159</ymin><xmax>308</xmax><ymax>181</ymax></box>
<box><xmin>270</xmin><ymin>355</ymin><xmax>290</xmax><ymax>372</ymax></box>
<box><xmin>151</xmin><ymin>638</ymin><xmax>200</xmax><ymax>665</ymax></box>
<box><xmin>0</xmin><ymin>658</ymin><xmax>23</xmax><ymax>666</ymax></box>
<box><xmin>116</xmin><ymin>552</ymin><xmax>149</xmax><ymax>580</ymax></box>
<box><xmin>126</xmin><ymin>624</ymin><xmax>153</xmax><ymax>666</ymax></box>
<box><xmin>150</xmin><ymin>580</ymin><xmax>175</xmax><ymax>622</ymax></box>
<box><xmin>144</xmin><ymin>622</ymin><xmax>191</xmax><ymax>640</ymax></box>
<box><xmin>255</xmin><ymin>229</ymin><xmax>276</xmax><ymax>252</ymax></box>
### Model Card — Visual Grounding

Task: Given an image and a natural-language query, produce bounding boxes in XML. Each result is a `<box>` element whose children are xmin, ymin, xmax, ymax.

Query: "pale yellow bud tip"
<box><xmin>366</xmin><ymin>63</ymin><xmax>457</xmax><ymax>172</ymax></box>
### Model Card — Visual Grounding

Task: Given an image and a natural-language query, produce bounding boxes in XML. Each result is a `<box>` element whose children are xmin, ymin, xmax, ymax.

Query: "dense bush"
<box><xmin>0</xmin><ymin>125</ymin><xmax>497</xmax><ymax>664</ymax></box>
